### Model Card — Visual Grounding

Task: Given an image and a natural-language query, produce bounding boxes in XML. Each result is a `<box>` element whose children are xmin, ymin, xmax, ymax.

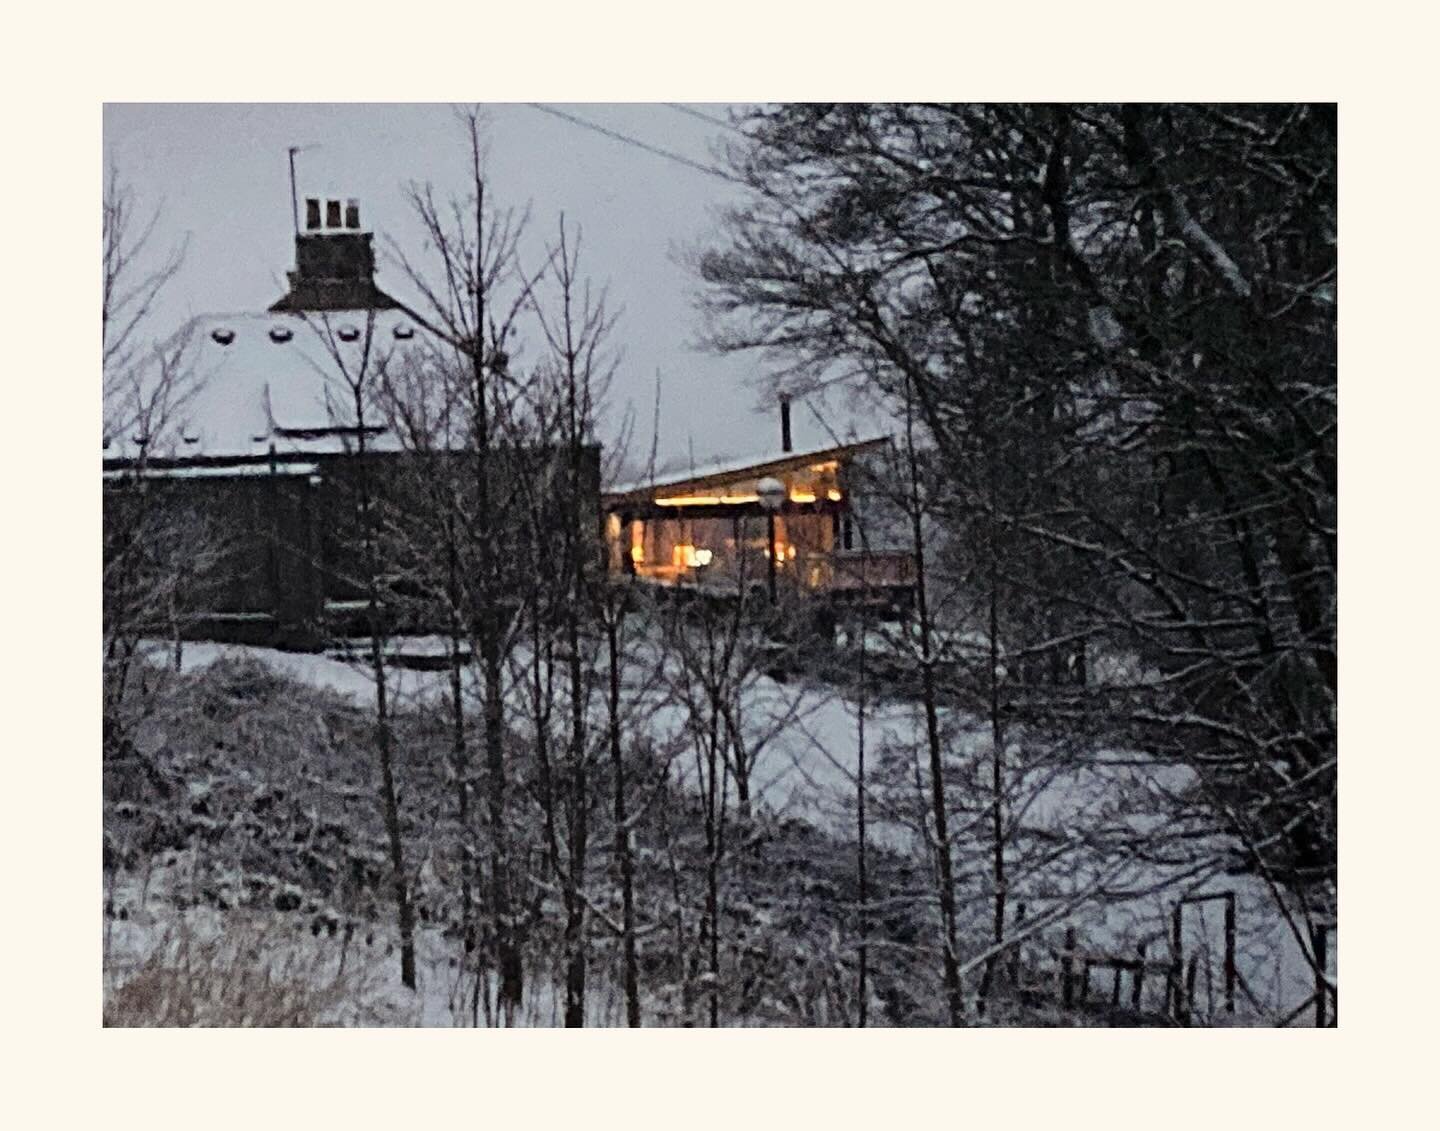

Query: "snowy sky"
<box><xmin>103</xmin><ymin>103</ymin><xmax>874</xmax><ymax>471</ymax></box>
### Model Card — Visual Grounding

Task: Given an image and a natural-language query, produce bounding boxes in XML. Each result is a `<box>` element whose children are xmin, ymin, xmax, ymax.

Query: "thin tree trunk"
<box><xmin>855</xmin><ymin>538</ymin><xmax>869</xmax><ymax>1028</ymax></box>
<box><xmin>981</xmin><ymin>461</ymin><xmax>1007</xmax><ymax>1011</ymax></box>
<box><xmin>444</xmin><ymin>508</ymin><xmax>478</xmax><ymax>1020</ymax></box>
<box><xmin>905</xmin><ymin>373</ymin><xmax>963</xmax><ymax>1025</ymax></box>
<box><xmin>562</xmin><ymin>543</ymin><xmax>589</xmax><ymax>1027</ymax></box>
<box><xmin>355</xmin><ymin>405</ymin><xmax>415</xmax><ymax>991</ymax></box>
<box><xmin>607</xmin><ymin>597</ymin><xmax>641</xmax><ymax>1026</ymax></box>
<box><xmin>559</xmin><ymin>252</ymin><xmax>591</xmax><ymax>1028</ymax></box>
<box><xmin>703</xmin><ymin>710</ymin><xmax>724</xmax><ymax>1028</ymax></box>
<box><xmin>466</xmin><ymin>164</ymin><xmax>522</xmax><ymax>1021</ymax></box>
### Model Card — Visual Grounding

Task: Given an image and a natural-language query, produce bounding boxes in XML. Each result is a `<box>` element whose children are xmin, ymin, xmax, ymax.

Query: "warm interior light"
<box><xmin>790</xmin><ymin>490</ymin><xmax>817</xmax><ymax>503</ymax></box>
<box><xmin>630</xmin><ymin>545</ymin><xmax>645</xmax><ymax>564</ymax></box>
<box><xmin>672</xmin><ymin>544</ymin><xmax>711</xmax><ymax>568</ymax></box>
<box><xmin>827</xmin><ymin>489</ymin><xmax>843</xmax><ymax>501</ymax></box>
<box><xmin>656</xmin><ymin>493</ymin><xmax>759</xmax><ymax>507</ymax></box>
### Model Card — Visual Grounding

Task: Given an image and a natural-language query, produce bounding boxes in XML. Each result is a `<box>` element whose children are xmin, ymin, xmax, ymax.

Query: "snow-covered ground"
<box><xmin>133</xmin><ymin>637</ymin><xmax>1329</xmax><ymax>1025</ymax></box>
<box><xmin>171</xmin><ymin>640</ymin><xmax>463</xmax><ymax>706</ymax></box>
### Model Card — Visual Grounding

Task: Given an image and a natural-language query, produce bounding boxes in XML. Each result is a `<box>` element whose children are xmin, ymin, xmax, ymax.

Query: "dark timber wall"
<box><xmin>102</xmin><ymin>444</ymin><xmax>603</xmax><ymax>651</ymax></box>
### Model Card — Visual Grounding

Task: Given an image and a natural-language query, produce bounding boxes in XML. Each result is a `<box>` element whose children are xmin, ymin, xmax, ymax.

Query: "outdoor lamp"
<box><xmin>756</xmin><ymin>476</ymin><xmax>785</xmax><ymax>603</ymax></box>
<box><xmin>756</xmin><ymin>476</ymin><xmax>786</xmax><ymax>511</ymax></box>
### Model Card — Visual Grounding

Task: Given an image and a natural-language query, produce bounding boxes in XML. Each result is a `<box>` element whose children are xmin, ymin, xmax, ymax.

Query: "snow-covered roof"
<box><xmin>605</xmin><ymin>436</ymin><xmax>890</xmax><ymax>502</ymax></box>
<box><xmin>105</xmin><ymin>311</ymin><xmax>418</xmax><ymax>463</ymax></box>
<box><xmin>102</xmin><ymin>460</ymin><xmax>320</xmax><ymax>482</ymax></box>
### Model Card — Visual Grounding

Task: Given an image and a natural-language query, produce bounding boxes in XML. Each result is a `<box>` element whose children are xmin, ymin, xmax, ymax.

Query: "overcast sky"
<box><xmin>103</xmin><ymin>103</ymin><xmax>872</xmax><ymax>472</ymax></box>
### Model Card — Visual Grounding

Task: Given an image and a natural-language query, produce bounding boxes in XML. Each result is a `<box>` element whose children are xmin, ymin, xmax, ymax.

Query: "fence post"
<box><xmin>1223</xmin><ymin>893</ymin><xmax>1236</xmax><ymax>1016</ymax></box>
<box><xmin>1313</xmin><ymin>923</ymin><xmax>1329</xmax><ymax>1028</ymax></box>
<box><xmin>1060</xmin><ymin>926</ymin><xmax>1076</xmax><ymax>1011</ymax></box>
<box><xmin>1133</xmin><ymin>942</ymin><xmax>1147</xmax><ymax>1011</ymax></box>
<box><xmin>1184</xmin><ymin>955</ymin><xmax>1199</xmax><ymax>1027</ymax></box>
<box><xmin>1168</xmin><ymin>906</ymin><xmax>1183</xmax><ymax>1020</ymax></box>
<box><xmin>1009</xmin><ymin>902</ymin><xmax>1026</xmax><ymax>986</ymax></box>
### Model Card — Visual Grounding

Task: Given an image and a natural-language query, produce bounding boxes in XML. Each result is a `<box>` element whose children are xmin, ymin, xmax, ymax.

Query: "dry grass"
<box><xmin>103</xmin><ymin>914</ymin><xmax>386</xmax><ymax>1027</ymax></box>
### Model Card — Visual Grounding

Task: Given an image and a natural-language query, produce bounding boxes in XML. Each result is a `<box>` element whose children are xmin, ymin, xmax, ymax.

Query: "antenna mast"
<box><xmin>287</xmin><ymin>146</ymin><xmax>301</xmax><ymax>235</ymax></box>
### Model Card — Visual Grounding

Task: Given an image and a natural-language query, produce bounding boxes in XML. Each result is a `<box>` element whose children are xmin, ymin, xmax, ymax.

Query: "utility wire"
<box><xmin>524</xmin><ymin>103</ymin><xmax>747</xmax><ymax>187</ymax></box>
<box><xmin>528</xmin><ymin>102</ymin><xmax>868</xmax><ymax>407</ymax></box>
<box><xmin>662</xmin><ymin>102</ymin><xmax>745</xmax><ymax>135</ymax></box>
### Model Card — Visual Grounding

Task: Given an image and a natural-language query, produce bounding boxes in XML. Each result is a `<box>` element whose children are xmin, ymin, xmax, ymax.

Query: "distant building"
<box><xmin>104</xmin><ymin>196</ymin><xmax>908</xmax><ymax>649</ymax></box>
<box><xmin>602</xmin><ymin>402</ymin><xmax>915</xmax><ymax>611</ymax></box>
<box><xmin>103</xmin><ymin>197</ymin><xmax>599</xmax><ymax>649</ymax></box>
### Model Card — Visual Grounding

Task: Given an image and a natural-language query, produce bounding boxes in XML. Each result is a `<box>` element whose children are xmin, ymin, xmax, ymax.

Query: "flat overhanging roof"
<box><xmin>603</xmin><ymin>436</ymin><xmax>889</xmax><ymax>510</ymax></box>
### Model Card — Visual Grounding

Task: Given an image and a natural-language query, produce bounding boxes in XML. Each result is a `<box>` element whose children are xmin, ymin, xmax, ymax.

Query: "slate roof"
<box><xmin>104</xmin><ymin>311</ymin><xmax>420</xmax><ymax>464</ymax></box>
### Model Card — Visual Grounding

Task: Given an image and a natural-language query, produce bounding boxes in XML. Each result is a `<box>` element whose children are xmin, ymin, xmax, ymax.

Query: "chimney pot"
<box><xmin>326</xmin><ymin>199</ymin><xmax>342</xmax><ymax>228</ymax></box>
<box><xmin>305</xmin><ymin>198</ymin><xmax>321</xmax><ymax>231</ymax></box>
<box><xmin>345</xmin><ymin>199</ymin><xmax>360</xmax><ymax>229</ymax></box>
<box><xmin>780</xmin><ymin>395</ymin><xmax>793</xmax><ymax>453</ymax></box>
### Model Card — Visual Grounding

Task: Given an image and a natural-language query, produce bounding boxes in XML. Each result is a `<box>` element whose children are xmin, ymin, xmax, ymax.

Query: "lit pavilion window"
<box><xmin>671</xmin><ymin>544</ymin><xmax>713</xmax><ymax>569</ymax></box>
<box><xmin>656</xmin><ymin>492</ymin><xmax>759</xmax><ymax>507</ymax></box>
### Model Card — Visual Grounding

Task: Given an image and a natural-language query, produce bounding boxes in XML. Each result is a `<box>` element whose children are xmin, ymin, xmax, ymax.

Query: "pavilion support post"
<box><xmin>766</xmin><ymin>513</ymin><xmax>777</xmax><ymax>604</ymax></box>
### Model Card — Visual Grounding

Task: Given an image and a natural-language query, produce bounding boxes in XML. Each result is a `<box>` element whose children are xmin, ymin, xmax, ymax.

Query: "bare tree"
<box><xmin>102</xmin><ymin>162</ymin><xmax>205</xmax><ymax>758</ymax></box>
<box><xmin>700</xmin><ymin>103</ymin><xmax>1337</xmax><ymax>1018</ymax></box>
<box><xmin>303</xmin><ymin>310</ymin><xmax>417</xmax><ymax>990</ymax></box>
<box><xmin>378</xmin><ymin>337</ymin><xmax>509</xmax><ymax>1017</ymax></box>
<box><xmin>529</xmin><ymin>217</ymin><xmax>617</xmax><ymax>1026</ymax></box>
<box><xmin>385</xmin><ymin>109</ymin><xmax>545</xmax><ymax>1020</ymax></box>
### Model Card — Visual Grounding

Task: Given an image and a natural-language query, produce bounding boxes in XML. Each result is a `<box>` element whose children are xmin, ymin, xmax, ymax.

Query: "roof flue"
<box><xmin>304</xmin><ymin>197</ymin><xmax>362</xmax><ymax>232</ymax></box>
<box><xmin>271</xmin><ymin>196</ymin><xmax>397</xmax><ymax>314</ymax></box>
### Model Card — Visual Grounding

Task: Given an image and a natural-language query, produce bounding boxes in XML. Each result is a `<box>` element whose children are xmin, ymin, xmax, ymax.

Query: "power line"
<box><xmin>527</xmin><ymin>103</ymin><xmax>857</xmax><ymax>411</ymax></box>
<box><xmin>662</xmin><ymin>102</ymin><xmax>744</xmax><ymax>135</ymax></box>
<box><xmin>524</xmin><ymin>103</ymin><xmax>746</xmax><ymax>187</ymax></box>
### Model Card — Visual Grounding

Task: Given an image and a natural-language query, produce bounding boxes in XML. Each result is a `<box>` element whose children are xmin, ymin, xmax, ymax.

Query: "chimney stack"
<box><xmin>269</xmin><ymin>195</ymin><xmax>398</xmax><ymax>314</ymax></box>
<box><xmin>779</xmin><ymin>395</ymin><xmax>793</xmax><ymax>453</ymax></box>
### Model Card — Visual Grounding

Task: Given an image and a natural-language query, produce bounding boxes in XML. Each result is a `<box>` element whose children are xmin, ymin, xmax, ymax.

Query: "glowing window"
<box><xmin>672</xmin><ymin>544</ymin><xmax>712</xmax><ymax>569</ymax></box>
